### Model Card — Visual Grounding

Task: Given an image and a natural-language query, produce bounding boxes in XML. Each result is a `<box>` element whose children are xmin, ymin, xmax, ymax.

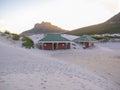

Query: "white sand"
<box><xmin>51</xmin><ymin>43</ymin><xmax>120</xmax><ymax>86</ymax></box>
<box><xmin>0</xmin><ymin>34</ymin><xmax>120</xmax><ymax>90</ymax></box>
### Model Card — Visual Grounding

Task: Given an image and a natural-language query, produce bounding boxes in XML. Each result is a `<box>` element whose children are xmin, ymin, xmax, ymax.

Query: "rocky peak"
<box><xmin>34</xmin><ymin>22</ymin><xmax>52</xmax><ymax>28</ymax></box>
<box><xmin>20</xmin><ymin>21</ymin><xmax>67</xmax><ymax>36</ymax></box>
<box><xmin>34</xmin><ymin>21</ymin><xmax>63</xmax><ymax>30</ymax></box>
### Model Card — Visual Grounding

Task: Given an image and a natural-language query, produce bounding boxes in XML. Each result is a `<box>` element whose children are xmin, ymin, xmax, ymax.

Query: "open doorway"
<box><xmin>53</xmin><ymin>43</ymin><xmax>57</xmax><ymax>50</ymax></box>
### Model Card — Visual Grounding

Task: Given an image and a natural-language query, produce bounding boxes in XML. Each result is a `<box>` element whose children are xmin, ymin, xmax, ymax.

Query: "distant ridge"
<box><xmin>66</xmin><ymin>12</ymin><xmax>120</xmax><ymax>35</ymax></box>
<box><xmin>20</xmin><ymin>21</ymin><xmax>67</xmax><ymax>36</ymax></box>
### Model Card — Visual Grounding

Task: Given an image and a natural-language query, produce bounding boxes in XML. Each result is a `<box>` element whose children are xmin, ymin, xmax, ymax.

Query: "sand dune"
<box><xmin>51</xmin><ymin>43</ymin><xmax>120</xmax><ymax>87</ymax></box>
<box><xmin>0</xmin><ymin>34</ymin><xmax>120</xmax><ymax>90</ymax></box>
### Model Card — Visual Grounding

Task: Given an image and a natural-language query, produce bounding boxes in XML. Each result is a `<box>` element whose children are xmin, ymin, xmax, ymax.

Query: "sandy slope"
<box><xmin>0</xmin><ymin>34</ymin><xmax>120</xmax><ymax>90</ymax></box>
<box><xmin>51</xmin><ymin>43</ymin><xmax>120</xmax><ymax>87</ymax></box>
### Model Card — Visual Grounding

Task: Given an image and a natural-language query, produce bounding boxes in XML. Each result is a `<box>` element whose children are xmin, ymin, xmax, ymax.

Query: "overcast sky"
<box><xmin>0</xmin><ymin>0</ymin><xmax>120</xmax><ymax>34</ymax></box>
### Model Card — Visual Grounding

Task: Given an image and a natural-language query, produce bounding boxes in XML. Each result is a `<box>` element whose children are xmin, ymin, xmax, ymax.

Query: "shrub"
<box><xmin>4</xmin><ymin>30</ymin><xmax>10</xmax><ymax>34</ymax></box>
<box><xmin>92</xmin><ymin>35</ymin><xmax>120</xmax><ymax>40</ymax></box>
<box><xmin>12</xmin><ymin>34</ymin><xmax>20</xmax><ymax>40</ymax></box>
<box><xmin>0</xmin><ymin>31</ymin><xmax>2</xmax><ymax>35</ymax></box>
<box><xmin>22</xmin><ymin>36</ymin><xmax>34</xmax><ymax>48</ymax></box>
<box><xmin>92</xmin><ymin>36</ymin><xmax>104</xmax><ymax>40</ymax></box>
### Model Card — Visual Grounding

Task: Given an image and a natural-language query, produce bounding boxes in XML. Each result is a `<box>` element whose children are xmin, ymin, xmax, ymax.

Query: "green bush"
<box><xmin>105</xmin><ymin>36</ymin><xmax>120</xmax><ymax>39</ymax></box>
<box><xmin>92</xmin><ymin>35</ymin><xmax>120</xmax><ymax>40</ymax></box>
<box><xmin>92</xmin><ymin>36</ymin><xmax>104</xmax><ymax>40</ymax></box>
<box><xmin>22</xmin><ymin>36</ymin><xmax>34</xmax><ymax>48</ymax></box>
<box><xmin>12</xmin><ymin>34</ymin><xmax>20</xmax><ymax>40</ymax></box>
<box><xmin>4</xmin><ymin>30</ymin><xmax>10</xmax><ymax>34</ymax></box>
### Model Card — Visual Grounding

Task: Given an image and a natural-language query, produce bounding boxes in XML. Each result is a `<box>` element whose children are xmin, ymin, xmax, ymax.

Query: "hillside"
<box><xmin>20</xmin><ymin>21</ymin><xmax>67</xmax><ymax>36</ymax></box>
<box><xmin>66</xmin><ymin>12</ymin><xmax>120</xmax><ymax>35</ymax></box>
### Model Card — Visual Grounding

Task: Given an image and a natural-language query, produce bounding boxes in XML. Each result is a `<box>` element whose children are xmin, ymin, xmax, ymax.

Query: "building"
<box><xmin>73</xmin><ymin>35</ymin><xmax>97</xmax><ymax>49</ymax></box>
<box><xmin>38</xmin><ymin>34</ymin><xmax>71</xmax><ymax>50</ymax></box>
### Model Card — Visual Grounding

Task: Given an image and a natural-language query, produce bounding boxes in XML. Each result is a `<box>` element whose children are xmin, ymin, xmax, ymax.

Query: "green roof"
<box><xmin>73</xmin><ymin>35</ymin><xmax>97</xmax><ymax>42</ymax></box>
<box><xmin>39</xmin><ymin>34</ymin><xmax>70</xmax><ymax>42</ymax></box>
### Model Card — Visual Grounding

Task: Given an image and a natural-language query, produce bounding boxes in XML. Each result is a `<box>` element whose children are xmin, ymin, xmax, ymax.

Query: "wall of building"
<box><xmin>41</xmin><ymin>42</ymin><xmax>70</xmax><ymax>50</ymax></box>
<box><xmin>43</xmin><ymin>43</ymin><xmax>52</xmax><ymax>50</ymax></box>
<box><xmin>57</xmin><ymin>43</ymin><xmax>66</xmax><ymax>49</ymax></box>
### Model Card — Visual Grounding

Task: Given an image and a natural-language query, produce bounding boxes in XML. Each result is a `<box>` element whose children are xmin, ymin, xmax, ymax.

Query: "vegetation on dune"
<box><xmin>92</xmin><ymin>35</ymin><xmax>120</xmax><ymax>40</ymax></box>
<box><xmin>4</xmin><ymin>30</ymin><xmax>11</xmax><ymax>34</ymax></box>
<box><xmin>0</xmin><ymin>30</ymin><xmax>34</xmax><ymax>49</ymax></box>
<box><xmin>22</xmin><ymin>36</ymin><xmax>34</xmax><ymax>48</ymax></box>
<box><xmin>12</xmin><ymin>34</ymin><xmax>20</xmax><ymax>40</ymax></box>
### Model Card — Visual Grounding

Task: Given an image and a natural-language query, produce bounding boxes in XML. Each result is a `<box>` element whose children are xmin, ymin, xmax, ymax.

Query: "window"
<box><xmin>44</xmin><ymin>44</ymin><xmax>46</xmax><ymax>46</ymax></box>
<box><xmin>62</xmin><ymin>44</ymin><xmax>64</xmax><ymax>46</ymax></box>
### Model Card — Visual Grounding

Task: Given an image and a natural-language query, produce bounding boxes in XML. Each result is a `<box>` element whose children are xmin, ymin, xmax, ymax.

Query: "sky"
<box><xmin>0</xmin><ymin>0</ymin><xmax>120</xmax><ymax>34</ymax></box>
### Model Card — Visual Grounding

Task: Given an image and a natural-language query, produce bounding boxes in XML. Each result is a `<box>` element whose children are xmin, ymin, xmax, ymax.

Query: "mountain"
<box><xmin>20</xmin><ymin>21</ymin><xmax>67</xmax><ymax>36</ymax></box>
<box><xmin>66</xmin><ymin>12</ymin><xmax>120</xmax><ymax>35</ymax></box>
